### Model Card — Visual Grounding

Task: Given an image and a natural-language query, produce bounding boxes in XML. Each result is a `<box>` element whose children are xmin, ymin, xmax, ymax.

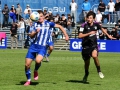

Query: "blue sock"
<box><xmin>47</xmin><ymin>53</ymin><xmax>50</xmax><ymax>57</ymax></box>
<box><xmin>25</xmin><ymin>69</ymin><xmax>31</xmax><ymax>80</ymax></box>
<box><xmin>34</xmin><ymin>62</ymin><xmax>41</xmax><ymax>71</ymax></box>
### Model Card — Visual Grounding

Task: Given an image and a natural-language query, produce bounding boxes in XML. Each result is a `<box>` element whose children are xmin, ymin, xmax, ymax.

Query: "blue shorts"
<box><xmin>44</xmin><ymin>42</ymin><xmax>54</xmax><ymax>55</ymax></box>
<box><xmin>48</xmin><ymin>41</ymin><xmax>54</xmax><ymax>47</ymax></box>
<box><xmin>26</xmin><ymin>44</ymin><xmax>47</xmax><ymax>60</ymax></box>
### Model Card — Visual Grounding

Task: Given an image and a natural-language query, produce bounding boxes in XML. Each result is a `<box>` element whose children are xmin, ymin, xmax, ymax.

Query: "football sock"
<box><xmin>96</xmin><ymin>66</ymin><xmax>101</xmax><ymax>72</ymax></box>
<box><xmin>85</xmin><ymin>70</ymin><xmax>89</xmax><ymax>76</ymax></box>
<box><xmin>47</xmin><ymin>53</ymin><xmax>50</xmax><ymax>57</ymax></box>
<box><xmin>25</xmin><ymin>69</ymin><xmax>31</xmax><ymax>81</ymax></box>
<box><xmin>34</xmin><ymin>62</ymin><xmax>41</xmax><ymax>71</ymax></box>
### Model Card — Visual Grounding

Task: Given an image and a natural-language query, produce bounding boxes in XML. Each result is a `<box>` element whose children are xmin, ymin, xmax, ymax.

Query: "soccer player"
<box><xmin>45</xmin><ymin>27</ymin><xmax>54</xmax><ymax>62</ymax></box>
<box><xmin>78</xmin><ymin>11</ymin><xmax>115</xmax><ymax>83</ymax></box>
<box><xmin>45</xmin><ymin>18</ymin><xmax>55</xmax><ymax>62</ymax></box>
<box><xmin>24</xmin><ymin>10</ymin><xmax>69</xmax><ymax>86</ymax></box>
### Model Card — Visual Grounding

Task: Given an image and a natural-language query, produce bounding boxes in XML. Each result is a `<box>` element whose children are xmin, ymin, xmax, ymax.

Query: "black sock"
<box><xmin>85</xmin><ymin>70</ymin><xmax>89</xmax><ymax>76</ymax></box>
<box><xmin>96</xmin><ymin>66</ymin><xmax>101</xmax><ymax>72</ymax></box>
<box><xmin>34</xmin><ymin>63</ymin><xmax>41</xmax><ymax>71</ymax></box>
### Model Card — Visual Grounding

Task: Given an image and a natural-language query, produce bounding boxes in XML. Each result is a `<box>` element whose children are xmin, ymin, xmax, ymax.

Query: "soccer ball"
<box><xmin>30</xmin><ymin>12</ymin><xmax>40</xmax><ymax>22</ymax></box>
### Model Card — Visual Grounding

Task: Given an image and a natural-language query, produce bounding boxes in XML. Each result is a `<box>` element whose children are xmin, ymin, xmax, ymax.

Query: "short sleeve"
<box><xmin>96</xmin><ymin>23</ymin><xmax>102</xmax><ymax>30</ymax></box>
<box><xmin>49</xmin><ymin>22</ymin><xmax>55</xmax><ymax>28</ymax></box>
<box><xmin>33</xmin><ymin>22</ymin><xmax>37</xmax><ymax>31</ymax></box>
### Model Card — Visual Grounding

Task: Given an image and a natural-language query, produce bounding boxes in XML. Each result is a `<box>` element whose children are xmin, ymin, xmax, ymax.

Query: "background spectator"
<box><xmin>2</xmin><ymin>4</ymin><xmax>9</xmax><ymax>29</ymax></box>
<box><xmin>107</xmin><ymin>0</ymin><xmax>115</xmax><ymax>24</ymax></box>
<box><xmin>24</xmin><ymin>21</ymin><xmax>34</xmax><ymax>48</ymax></box>
<box><xmin>54</xmin><ymin>13</ymin><xmax>61</xmax><ymax>24</ymax></box>
<box><xmin>10</xmin><ymin>22</ymin><xmax>18</xmax><ymax>49</ymax></box>
<box><xmin>16</xmin><ymin>3</ymin><xmax>22</xmax><ymax>22</ymax></box>
<box><xmin>59</xmin><ymin>14</ymin><xmax>67</xmax><ymax>39</ymax></box>
<box><xmin>24</xmin><ymin>4</ymin><xmax>32</xmax><ymax>19</ymax></box>
<box><xmin>70</xmin><ymin>0</ymin><xmax>78</xmax><ymax>23</ymax></box>
<box><xmin>95</xmin><ymin>9</ymin><xmax>102</xmax><ymax>23</ymax></box>
<box><xmin>99</xmin><ymin>29</ymin><xmax>105</xmax><ymax>40</ymax></box>
<box><xmin>82</xmin><ymin>0</ymin><xmax>91</xmax><ymax>21</ymax></box>
<box><xmin>9</xmin><ymin>5</ymin><xmax>16</xmax><ymax>23</ymax></box>
<box><xmin>25</xmin><ymin>10</ymin><xmax>31</xmax><ymax>20</ymax></box>
<box><xmin>110</xmin><ymin>27</ymin><xmax>117</xmax><ymax>39</ymax></box>
<box><xmin>43</xmin><ymin>9</ymin><xmax>48</xmax><ymax>17</ymax></box>
<box><xmin>115</xmin><ymin>24</ymin><xmax>120</xmax><ymax>40</ymax></box>
<box><xmin>114</xmin><ymin>0</ymin><xmax>120</xmax><ymax>22</ymax></box>
<box><xmin>104</xmin><ymin>28</ymin><xmax>111</xmax><ymax>40</ymax></box>
<box><xmin>67</xmin><ymin>14</ymin><xmax>72</xmax><ymax>38</ymax></box>
<box><xmin>18</xmin><ymin>18</ymin><xmax>25</xmax><ymax>41</ymax></box>
<box><xmin>98</xmin><ymin>0</ymin><xmax>106</xmax><ymax>23</ymax></box>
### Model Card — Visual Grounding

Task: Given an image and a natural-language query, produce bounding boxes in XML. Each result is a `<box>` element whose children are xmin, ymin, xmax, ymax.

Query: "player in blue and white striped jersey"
<box><xmin>24</xmin><ymin>10</ymin><xmax>69</xmax><ymax>86</ymax></box>
<box><xmin>45</xmin><ymin>19</ymin><xmax>55</xmax><ymax>62</ymax></box>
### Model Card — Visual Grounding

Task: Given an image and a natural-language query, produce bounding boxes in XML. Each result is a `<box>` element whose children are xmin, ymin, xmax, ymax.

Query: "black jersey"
<box><xmin>82</xmin><ymin>22</ymin><xmax>101</xmax><ymax>48</ymax></box>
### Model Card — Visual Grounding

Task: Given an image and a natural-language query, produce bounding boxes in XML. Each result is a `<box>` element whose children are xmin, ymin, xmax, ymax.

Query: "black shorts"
<box><xmin>81</xmin><ymin>47</ymin><xmax>98</xmax><ymax>61</ymax></box>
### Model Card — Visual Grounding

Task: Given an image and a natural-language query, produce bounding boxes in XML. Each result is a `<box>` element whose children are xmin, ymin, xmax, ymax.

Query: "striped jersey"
<box><xmin>33</xmin><ymin>20</ymin><xmax>55</xmax><ymax>46</ymax></box>
<box><xmin>48</xmin><ymin>28</ymin><xmax>54</xmax><ymax>42</ymax></box>
<box><xmin>29</xmin><ymin>25</ymin><xmax>35</xmax><ymax>43</ymax></box>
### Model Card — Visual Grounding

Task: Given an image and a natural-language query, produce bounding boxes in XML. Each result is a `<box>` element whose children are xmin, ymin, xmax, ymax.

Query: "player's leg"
<box><xmin>24</xmin><ymin>46</ymin><xmax>36</xmax><ymax>86</ymax></box>
<box><xmin>45</xmin><ymin>42</ymin><xmax>54</xmax><ymax>61</ymax></box>
<box><xmin>83</xmin><ymin>59</ymin><xmax>90</xmax><ymax>83</ymax></box>
<box><xmin>24</xmin><ymin>58</ymin><xmax>33</xmax><ymax>86</ymax></box>
<box><xmin>34</xmin><ymin>62</ymin><xmax>41</xmax><ymax>80</ymax></box>
<box><xmin>33</xmin><ymin>48</ymin><xmax>45</xmax><ymax>80</ymax></box>
<box><xmin>92</xmin><ymin>49</ymin><xmax>104</xmax><ymax>79</ymax></box>
<box><xmin>82</xmin><ymin>48</ymin><xmax>91</xmax><ymax>83</ymax></box>
<box><xmin>47</xmin><ymin>45</ymin><xmax>54</xmax><ymax>56</ymax></box>
<box><xmin>46</xmin><ymin>46</ymin><xmax>54</xmax><ymax>61</ymax></box>
<box><xmin>11</xmin><ymin>36</ymin><xmax>14</xmax><ymax>49</ymax></box>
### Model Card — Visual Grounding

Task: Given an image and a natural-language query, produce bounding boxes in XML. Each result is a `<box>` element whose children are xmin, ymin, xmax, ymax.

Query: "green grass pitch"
<box><xmin>0</xmin><ymin>49</ymin><xmax>120</xmax><ymax>90</ymax></box>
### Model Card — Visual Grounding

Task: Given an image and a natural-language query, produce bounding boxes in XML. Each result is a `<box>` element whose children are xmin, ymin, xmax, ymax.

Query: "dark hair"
<box><xmin>61</xmin><ymin>14</ymin><xmax>65</xmax><ymax>16</ymax></box>
<box><xmin>86</xmin><ymin>11</ymin><xmax>96</xmax><ymax>19</ymax></box>
<box><xmin>112</xmin><ymin>27</ymin><xmax>116</xmax><ymax>29</ymax></box>
<box><xmin>115</xmin><ymin>24</ymin><xmax>119</xmax><ymax>27</ymax></box>
<box><xmin>44</xmin><ymin>9</ymin><xmax>47</xmax><ymax>12</ymax></box>
<box><xmin>37</xmin><ymin>10</ymin><xmax>44</xmax><ymax>14</ymax></box>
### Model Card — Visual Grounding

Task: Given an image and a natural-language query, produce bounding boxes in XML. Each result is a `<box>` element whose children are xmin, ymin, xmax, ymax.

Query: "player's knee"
<box><xmin>92</xmin><ymin>54</ymin><xmax>97</xmax><ymax>58</ymax></box>
<box><xmin>92</xmin><ymin>50</ymin><xmax>98</xmax><ymax>58</ymax></box>
<box><xmin>25</xmin><ymin>64</ymin><xmax>30</xmax><ymax>69</ymax></box>
<box><xmin>36</xmin><ymin>59</ymin><xmax>42</xmax><ymax>63</ymax></box>
<box><xmin>50</xmin><ymin>46</ymin><xmax>54</xmax><ymax>50</ymax></box>
<box><xmin>36</xmin><ymin>55</ymin><xmax>43</xmax><ymax>63</ymax></box>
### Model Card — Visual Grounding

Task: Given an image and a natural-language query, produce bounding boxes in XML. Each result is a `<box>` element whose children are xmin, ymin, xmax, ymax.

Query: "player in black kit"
<box><xmin>78</xmin><ymin>11</ymin><xmax>116</xmax><ymax>83</ymax></box>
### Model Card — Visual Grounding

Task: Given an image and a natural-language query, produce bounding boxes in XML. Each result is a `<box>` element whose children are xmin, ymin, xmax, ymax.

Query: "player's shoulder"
<box><xmin>44</xmin><ymin>20</ymin><xmax>52</xmax><ymax>24</ymax></box>
<box><xmin>94</xmin><ymin>22</ymin><xmax>102</xmax><ymax>28</ymax></box>
<box><xmin>81</xmin><ymin>22</ymin><xmax>87</xmax><ymax>28</ymax></box>
<box><xmin>94</xmin><ymin>22</ymin><xmax>100</xmax><ymax>26</ymax></box>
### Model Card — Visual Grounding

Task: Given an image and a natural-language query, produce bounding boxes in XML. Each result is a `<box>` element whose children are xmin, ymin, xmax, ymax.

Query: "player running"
<box><xmin>45</xmin><ymin>24</ymin><xmax>55</xmax><ymax>62</ymax></box>
<box><xmin>24</xmin><ymin>10</ymin><xmax>69</xmax><ymax>86</ymax></box>
<box><xmin>78</xmin><ymin>11</ymin><xmax>116</xmax><ymax>83</ymax></box>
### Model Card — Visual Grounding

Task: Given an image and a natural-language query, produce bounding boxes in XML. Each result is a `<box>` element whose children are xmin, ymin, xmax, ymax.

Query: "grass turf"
<box><xmin>0</xmin><ymin>49</ymin><xmax>120</xmax><ymax>90</ymax></box>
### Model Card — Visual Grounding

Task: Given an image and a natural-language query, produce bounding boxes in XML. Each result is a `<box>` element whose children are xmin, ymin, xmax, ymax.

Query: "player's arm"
<box><xmin>27</xmin><ymin>27</ymin><xmax>40</xmax><ymax>38</ymax></box>
<box><xmin>55</xmin><ymin>24</ymin><xmax>69</xmax><ymax>41</ymax></box>
<box><xmin>101</xmin><ymin>27</ymin><xmax>116</xmax><ymax>39</ymax></box>
<box><xmin>78</xmin><ymin>31</ymin><xmax>96</xmax><ymax>38</ymax></box>
<box><xmin>27</xmin><ymin>30</ymin><xmax>37</xmax><ymax>38</ymax></box>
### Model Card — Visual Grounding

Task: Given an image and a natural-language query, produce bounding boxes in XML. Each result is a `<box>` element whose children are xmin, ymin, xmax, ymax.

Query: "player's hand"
<box><xmin>65</xmin><ymin>35</ymin><xmax>69</xmax><ymax>42</ymax></box>
<box><xmin>36</xmin><ymin>27</ymin><xmax>40</xmax><ymax>33</ymax></box>
<box><xmin>108</xmin><ymin>35</ymin><xmax>117</xmax><ymax>40</ymax></box>
<box><xmin>26</xmin><ymin>33</ymin><xmax>31</xmax><ymax>35</ymax></box>
<box><xmin>89</xmin><ymin>31</ymin><xmax>97</xmax><ymax>35</ymax></box>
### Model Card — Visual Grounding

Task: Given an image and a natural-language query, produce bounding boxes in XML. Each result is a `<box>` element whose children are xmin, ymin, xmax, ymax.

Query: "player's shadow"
<box><xmin>42</xmin><ymin>61</ymin><xmax>49</xmax><ymax>63</ymax></box>
<box><xmin>16</xmin><ymin>81</ymin><xmax>39</xmax><ymax>85</ymax></box>
<box><xmin>66</xmin><ymin>80</ymin><xmax>89</xmax><ymax>84</ymax></box>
